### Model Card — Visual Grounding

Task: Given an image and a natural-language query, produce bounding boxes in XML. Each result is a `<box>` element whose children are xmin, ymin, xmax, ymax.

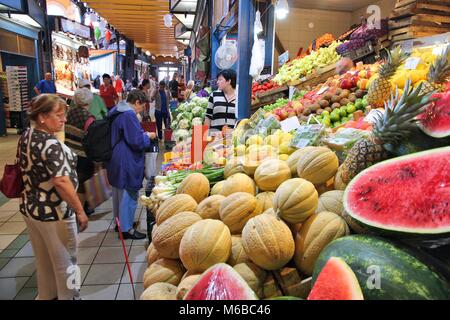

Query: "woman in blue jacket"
<box><xmin>106</xmin><ymin>90</ymin><xmax>154</xmax><ymax>239</ymax></box>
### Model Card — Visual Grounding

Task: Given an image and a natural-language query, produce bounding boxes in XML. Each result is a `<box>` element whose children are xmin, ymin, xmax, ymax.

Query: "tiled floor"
<box><xmin>0</xmin><ymin>133</ymin><xmax>164</xmax><ymax>300</ymax></box>
<box><xmin>0</xmin><ymin>199</ymin><xmax>150</xmax><ymax>300</ymax></box>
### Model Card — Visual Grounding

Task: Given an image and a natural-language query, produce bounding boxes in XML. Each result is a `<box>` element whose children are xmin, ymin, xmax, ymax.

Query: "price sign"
<box><xmin>433</xmin><ymin>46</ymin><xmax>446</xmax><ymax>56</ymax></box>
<box><xmin>280</xmin><ymin>116</ymin><xmax>301</xmax><ymax>133</ymax></box>
<box><xmin>316</xmin><ymin>86</ymin><xmax>329</xmax><ymax>95</ymax></box>
<box><xmin>289</xmin><ymin>86</ymin><xmax>296</xmax><ymax>100</ymax></box>
<box><xmin>278</xmin><ymin>51</ymin><xmax>289</xmax><ymax>67</ymax></box>
<box><xmin>295</xmin><ymin>139</ymin><xmax>311</xmax><ymax>148</ymax></box>
<box><xmin>404</xmin><ymin>57</ymin><xmax>421</xmax><ymax>70</ymax></box>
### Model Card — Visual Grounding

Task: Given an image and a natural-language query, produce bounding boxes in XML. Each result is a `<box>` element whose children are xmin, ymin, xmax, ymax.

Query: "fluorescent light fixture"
<box><xmin>275</xmin><ymin>0</ymin><xmax>289</xmax><ymax>20</ymax></box>
<box><xmin>170</xmin><ymin>0</ymin><xmax>198</xmax><ymax>13</ymax></box>
<box><xmin>10</xmin><ymin>14</ymin><xmax>41</xmax><ymax>28</ymax></box>
<box><xmin>174</xmin><ymin>13</ymin><xmax>195</xmax><ymax>29</ymax></box>
<box><xmin>177</xmin><ymin>39</ymin><xmax>190</xmax><ymax>46</ymax></box>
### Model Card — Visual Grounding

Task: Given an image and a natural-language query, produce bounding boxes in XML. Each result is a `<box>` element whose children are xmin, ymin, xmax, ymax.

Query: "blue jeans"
<box><xmin>113</xmin><ymin>187</ymin><xmax>138</xmax><ymax>232</ymax></box>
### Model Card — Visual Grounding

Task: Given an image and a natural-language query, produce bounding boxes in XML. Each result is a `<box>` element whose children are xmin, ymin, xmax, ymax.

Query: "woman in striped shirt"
<box><xmin>205</xmin><ymin>69</ymin><xmax>237</xmax><ymax>133</ymax></box>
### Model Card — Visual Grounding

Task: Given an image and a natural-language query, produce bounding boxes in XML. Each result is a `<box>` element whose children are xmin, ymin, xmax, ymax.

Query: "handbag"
<box><xmin>83</xmin><ymin>168</ymin><xmax>113</xmax><ymax>209</ymax></box>
<box><xmin>0</xmin><ymin>131</ymin><xmax>29</xmax><ymax>198</ymax></box>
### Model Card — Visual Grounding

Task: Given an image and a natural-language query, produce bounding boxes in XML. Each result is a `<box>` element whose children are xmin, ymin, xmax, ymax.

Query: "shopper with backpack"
<box><xmin>105</xmin><ymin>90</ymin><xmax>154</xmax><ymax>239</ymax></box>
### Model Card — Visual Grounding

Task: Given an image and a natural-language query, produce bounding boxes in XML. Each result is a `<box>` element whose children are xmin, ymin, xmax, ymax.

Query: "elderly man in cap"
<box><xmin>76</xmin><ymin>79</ymin><xmax>108</xmax><ymax>120</ymax></box>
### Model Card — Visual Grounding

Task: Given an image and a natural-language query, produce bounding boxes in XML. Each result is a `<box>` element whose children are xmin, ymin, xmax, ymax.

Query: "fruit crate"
<box><xmin>389</xmin><ymin>0</ymin><xmax>450</xmax><ymax>46</ymax></box>
<box><xmin>256</xmin><ymin>85</ymin><xmax>289</xmax><ymax>99</ymax></box>
<box><xmin>294</xmin><ymin>63</ymin><xmax>338</xmax><ymax>91</ymax></box>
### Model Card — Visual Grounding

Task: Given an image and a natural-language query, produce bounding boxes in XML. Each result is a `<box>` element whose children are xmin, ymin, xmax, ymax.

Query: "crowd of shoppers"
<box><xmin>19</xmin><ymin>70</ymin><xmax>213</xmax><ymax>299</ymax></box>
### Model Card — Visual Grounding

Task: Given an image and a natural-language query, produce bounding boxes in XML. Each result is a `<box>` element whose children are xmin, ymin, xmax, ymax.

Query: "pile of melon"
<box><xmin>141</xmin><ymin>147</ymin><xmax>359</xmax><ymax>300</ymax></box>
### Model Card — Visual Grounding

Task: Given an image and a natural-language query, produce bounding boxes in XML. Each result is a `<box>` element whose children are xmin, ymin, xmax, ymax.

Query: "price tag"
<box><xmin>280</xmin><ymin>116</ymin><xmax>301</xmax><ymax>133</ymax></box>
<box><xmin>401</xmin><ymin>39</ymin><xmax>413</xmax><ymax>53</ymax></box>
<box><xmin>289</xmin><ymin>86</ymin><xmax>296</xmax><ymax>100</ymax></box>
<box><xmin>295</xmin><ymin>139</ymin><xmax>311</xmax><ymax>148</ymax></box>
<box><xmin>404</xmin><ymin>57</ymin><xmax>421</xmax><ymax>70</ymax></box>
<box><xmin>316</xmin><ymin>86</ymin><xmax>329</xmax><ymax>95</ymax></box>
<box><xmin>433</xmin><ymin>46</ymin><xmax>446</xmax><ymax>56</ymax></box>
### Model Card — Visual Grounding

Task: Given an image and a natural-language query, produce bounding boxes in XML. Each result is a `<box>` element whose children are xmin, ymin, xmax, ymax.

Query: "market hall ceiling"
<box><xmin>82</xmin><ymin>0</ymin><xmax>184</xmax><ymax>56</ymax></box>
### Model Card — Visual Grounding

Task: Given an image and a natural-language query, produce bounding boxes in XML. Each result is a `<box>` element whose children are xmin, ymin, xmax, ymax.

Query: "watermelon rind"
<box><xmin>344</xmin><ymin>147</ymin><xmax>450</xmax><ymax>237</ymax></box>
<box><xmin>313</xmin><ymin>235</ymin><xmax>450</xmax><ymax>300</ymax></box>
<box><xmin>184</xmin><ymin>263</ymin><xmax>259</xmax><ymax>300</ymax></box>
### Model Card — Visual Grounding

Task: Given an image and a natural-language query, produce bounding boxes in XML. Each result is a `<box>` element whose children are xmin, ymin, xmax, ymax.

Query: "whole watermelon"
<box><xmin>313</xmin><ymin>235</ymin><xmax>450</xmax><ymax>300</ymax></box>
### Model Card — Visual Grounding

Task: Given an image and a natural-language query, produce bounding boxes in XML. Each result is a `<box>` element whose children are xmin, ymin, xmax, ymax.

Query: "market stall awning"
<box><xmin>82</xmin><ymin>0</ymin><xmax>184</xmax><ymax>56</ymax></box>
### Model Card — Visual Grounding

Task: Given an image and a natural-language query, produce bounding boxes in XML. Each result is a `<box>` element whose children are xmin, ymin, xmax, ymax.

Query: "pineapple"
<box><xmin>420</xmin><ymin>45</ymin><xmax>450</xmax><ymax>94</ymax></box>
<box><xmin>339</xmin><ymin>79</ymin><xmax>435</xmax><ymax>184</ymax></box>
<box><xmin>367</xmin><ymin>47</ymin><xmax>409</xmax><ymax>107</ymax></box>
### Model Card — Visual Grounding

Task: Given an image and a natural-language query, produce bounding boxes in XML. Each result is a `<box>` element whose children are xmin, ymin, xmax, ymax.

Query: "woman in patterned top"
<box><xmin>19</xmin><ymin>94</ymin><xmax>88</xmax><ymax>300</ymax></box>
<box><xmin>205</xmin><ymin>69</ymin><xmax>237</xmax><ymax>133</ymax></box>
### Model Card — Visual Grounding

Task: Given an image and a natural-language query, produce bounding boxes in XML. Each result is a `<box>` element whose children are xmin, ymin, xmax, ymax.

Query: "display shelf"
<box><xmin>292</xmin><ymin>63</ymin><xmax>337</xmax><ymax>91</ymax></box>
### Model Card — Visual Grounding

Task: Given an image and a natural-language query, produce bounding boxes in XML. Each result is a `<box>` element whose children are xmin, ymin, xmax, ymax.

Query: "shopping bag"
<box><xmin>145</xmin><ymin>152</ymin><xmax>158</xmax><ymax>180</ymax></box>
<box><xmin>84</xmin><ymin>169</ymin><xmax>113</xmax><ymax>209</ymax></box>
<box><xmin>141</xmin><ymin>119</ymin><xmax>157</xmax><ymax>133</ymax></box>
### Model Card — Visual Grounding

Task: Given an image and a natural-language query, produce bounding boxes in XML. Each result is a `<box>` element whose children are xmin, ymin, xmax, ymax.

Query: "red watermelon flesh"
<box><xmin>418</xmin><ymin>91</ymin><xmax>450</xmax><ymax>138</ymax></box>
<box><xmin>345</xmin><ymin>147</ymin><xmax>450</xmax><ymax>235</ymax></box>
<box><xmin>184</xmin><ymin>263</ymin><xmax>258</xmax><ymax>300</ymax></box>
<box><xmin>308</xmin><ymin>257</ymin><xmax>363</xmax><ymax>300</ymax></box>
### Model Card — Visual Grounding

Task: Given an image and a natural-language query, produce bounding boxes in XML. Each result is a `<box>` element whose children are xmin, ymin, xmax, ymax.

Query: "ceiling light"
<box><xmin>8</xmin><ymin>14</ymin><xmax>41</xmax><ymax>28</ymax></box>
<box><xmin>146</xmin><ymin>50</ymin><xmax>151</xmax><ymax>56</ymax></box>
<box><xmin>164</xmin><ymin>14</ymin><xmax>173</xmax><ymax>28</ymax></box>
<box><xmin>275</xmin><ymin>0</ymin><xmax>289</xmax><ymax>20</ymax></box>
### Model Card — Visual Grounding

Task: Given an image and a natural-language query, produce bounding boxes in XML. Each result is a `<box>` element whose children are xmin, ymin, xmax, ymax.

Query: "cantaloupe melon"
<box><xmin>296</xmin><ymin>147</ymin><xmax>339</xmax><ymax>185</ymax></box>
<box><xmin>317</xmin><ymin>190</ymin><xmax>345</xmax><ymax>216</ymax></box>
<box><xmin>179</xmin><ymin>219</ymin><xmax>232</xmax><ymax>272</ymax></box>
<box><xmin>227</xmin><ymin>236</ymin><xmax>250</xmax><ymax>266</ymax></box>
<box><xmin>256</xmin><ymin>192</ymin><xmax>275</xmax><ymax>212</ymax></box>
<box><xmin>233</xmin><ymin>262</ymin><xmax>267</xmax><ymax>298</ymax></box>
<box><xmin>156</xmin><ymin>194</ymin><xmax>197</xmax><ymax>225</ymax></box>
<box><xmin>273</xmin><ymin>178</ymin><xmax>319</xmax><ymax>224</ymax></box>
<box><xmin>176</xmin><ymin>173</ymin><xmax>210</xmax><ymax>203</ymax></box>
<box><xmin>294</xmin><ymin>211</ymin><xmax>350</xmax><ymax>275</ymax></box>
<box><xmin>152</xmin><ymin>211</ymin><xmax>202</xmax><ymax>259</ymax></box>
<box><xmin>176</xmin><ymin>275</ymin><xmax>201</xmax><ymax>300</ymax></box>
<box><xmin>210</xmin><ymin>181</ymin><xmax>225</xmax><ymax>195</ymax></box>
<box><xmin>140</xmin><ymin>282</ymin><xmax>178</xmax><ymax>300</ymax></box>
<box><xmin>219</xmin><ymin>192</ymin><xmax>262</xmax><ymax>234</ymax></box>
<box><xmin>146</xmin><ymin>243</ymin><xmax>161</xmax><ymax>266</ymax></box>
<box><xmin>196</xmin><ymin>195</ymin><xmax>225</xmax><ymax>220</ymax></box>
<box><xmin>242</xmin><ymin>214</ymin><xmax>295</xmax><ymax>271</ymax></box>
<box><xmin>254</xmin><ymin>159</ymin><xmax>291</xmax><ymax>191</ymax></box>
<box><xmin>220</xmin><ymin>173</ymin><xmax>256</xmax><ymax>196</ymax></box>
<box><xmin>143</xmin><ymin>258</ymin><xmax>186</xmax><ymax>289</ymax></box>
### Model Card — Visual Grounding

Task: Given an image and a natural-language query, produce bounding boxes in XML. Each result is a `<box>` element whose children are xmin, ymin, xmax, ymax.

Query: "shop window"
<box><xmin>0</xmin><ymin>29</ymin><xmax>19</xmax><ymax>54</ymax></box>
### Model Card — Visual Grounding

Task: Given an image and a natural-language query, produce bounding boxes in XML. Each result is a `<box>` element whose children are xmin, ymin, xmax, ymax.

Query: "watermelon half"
<box><xmin>308</xmin><ymin>257</ymin><xmax>363</xmax><ymax>300</ymax></box>
<box><xmin>418</xmin><ymin>91</ymin><xmax>450</xmax><ymax>138</ymax></box>
<box><xmin>184</xmin><ymin>263</ymin><xmax>258</xmax><ymax>300</ymax></box>
<box><xmin>344</xmin><ymin>147</ymin><xmax>450</xmax><ymax>238</ymax></box>
<box><xmin>313</xmin><ymin>235</ymin><xmax>450</xmax><ymax>300</ymax></box>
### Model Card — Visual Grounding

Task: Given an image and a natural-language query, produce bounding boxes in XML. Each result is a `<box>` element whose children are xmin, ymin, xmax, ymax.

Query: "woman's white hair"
<box><xmin>74</xmin><ymin>88</ymin><xmax>94</xmax><ymax>107</ymax></box>
<box><xmin>187</xmin><ymin>80</ymin><xmax>195</xmax><ymax>89</ymax></box>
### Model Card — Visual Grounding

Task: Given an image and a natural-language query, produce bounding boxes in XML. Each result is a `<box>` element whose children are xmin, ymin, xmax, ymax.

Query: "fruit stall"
<box><xmin>137</xmin><ymin>0</ymin><xmax>450</xmax><ymax>300</ymax></box>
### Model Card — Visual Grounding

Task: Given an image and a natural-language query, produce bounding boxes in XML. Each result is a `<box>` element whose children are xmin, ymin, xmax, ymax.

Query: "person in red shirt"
<box><xmin>115</xmin><ymin>75</ymin><xmax>124</xmax><ymax>100</ymax></box>
<box><xmin>100</xmin><ymin>73</ymin><xmax>119</xmax><ymax>110</ymax></box>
